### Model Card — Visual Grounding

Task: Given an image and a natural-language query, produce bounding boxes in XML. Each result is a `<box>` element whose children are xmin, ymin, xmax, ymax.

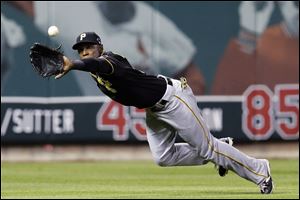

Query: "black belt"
<box><xmin>166</xmin><ymin>77</ymin><xmax>173</xmax><ymax>86</ymax></box>
<box><xmin>150</xmin><ymin>77</ymin><xmax>173</xmax><ymax>112</ymax></box>
<box><xmin>159</xmin><ymin>77</ymin><xmax>173</xmax><ymax>86</ymax></box>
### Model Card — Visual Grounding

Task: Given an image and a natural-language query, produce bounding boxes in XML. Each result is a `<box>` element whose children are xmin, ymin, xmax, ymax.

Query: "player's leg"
<box><xmin>145</xmin><ymin>109</ymin><xmax>208</xmax><ymax>166</ymax></box>
<box><xmin>216</xmin><ymin>137</ymin><xmax>233</xmax><ymax>177</ymax></box>
<box><xmin>151</xmin><ymin>77</ymin><xmax>272</xmax><ymax>191</ymax></box>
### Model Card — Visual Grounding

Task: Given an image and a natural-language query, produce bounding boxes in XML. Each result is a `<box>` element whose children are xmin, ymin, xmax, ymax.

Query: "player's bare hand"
<box><xmin>55</xmin><ymin>56</ymin><xmax>73</xmax><ymax>79</ymax></box>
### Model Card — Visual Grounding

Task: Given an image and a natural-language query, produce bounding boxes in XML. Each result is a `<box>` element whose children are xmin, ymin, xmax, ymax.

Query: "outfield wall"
<box><xmin>1</xmin><ymin>2</ymin><xmax>299</xmax><ymax>144</ymax></box>
<box><xmin>1</xmin><ymin>85</ymin><xmax>298</xmax><ymax>144</ymax></box>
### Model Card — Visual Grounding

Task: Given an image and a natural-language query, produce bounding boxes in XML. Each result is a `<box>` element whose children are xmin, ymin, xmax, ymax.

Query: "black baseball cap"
<box><xmin>72</xmin><ymin>32</ymin><xmax>102</xmax><ymax>50</ymax></box>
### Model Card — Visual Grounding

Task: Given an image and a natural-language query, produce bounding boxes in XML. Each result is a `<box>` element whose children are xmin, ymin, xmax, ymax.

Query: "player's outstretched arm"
<box><xmin>55</xmin><ymin>57</ymin><xmax>113</xmax><ymax>79</ymax></box>
<box><xmin>55</xmin><ymin>56</ymin><xmax>74</xmax><ymax>79</ymax></box>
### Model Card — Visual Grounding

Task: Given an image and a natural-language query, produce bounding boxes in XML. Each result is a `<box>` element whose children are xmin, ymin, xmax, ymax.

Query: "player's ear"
<box><xmin>98</xmin><ymin>44</ymin><xmax>104</xmax><ymax>55</ymax></box>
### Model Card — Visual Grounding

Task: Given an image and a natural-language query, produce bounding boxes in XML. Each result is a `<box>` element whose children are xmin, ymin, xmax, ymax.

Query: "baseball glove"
<box><xmin>29</xmin><ymin>43</ymin><xmax>64</xmax><ymax>78</ymax></box>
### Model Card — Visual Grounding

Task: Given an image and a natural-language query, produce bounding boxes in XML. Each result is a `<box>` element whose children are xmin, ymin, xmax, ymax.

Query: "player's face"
<box><xmin>77</xmin><ymin>44</ymin><xmax>101</xmax><ymax>59</ymax></box>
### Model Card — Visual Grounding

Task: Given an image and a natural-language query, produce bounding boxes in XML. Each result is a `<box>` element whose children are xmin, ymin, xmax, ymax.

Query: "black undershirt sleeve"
<box><xmin>72</xmin><ymin>58</ymin><xmax>113</xmax><ymax>74</ymax></box>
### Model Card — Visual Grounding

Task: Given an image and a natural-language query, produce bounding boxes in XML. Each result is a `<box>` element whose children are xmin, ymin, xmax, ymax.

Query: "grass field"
<box><xmin>1</xmin><ymin>159</ymin><xmax>299</xmax><ymax>199</ymax></box>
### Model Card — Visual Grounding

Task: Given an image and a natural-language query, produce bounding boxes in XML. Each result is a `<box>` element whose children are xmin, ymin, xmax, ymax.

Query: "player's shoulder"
<box><xmin>102</xmin><ymin>51</ymin><xmax>116</xmax><ymax>57</ymax></box>
<box><xmin>102</xmin><ymin>51</ymin><xmax>127</xmax><ymax>60</ymax></box>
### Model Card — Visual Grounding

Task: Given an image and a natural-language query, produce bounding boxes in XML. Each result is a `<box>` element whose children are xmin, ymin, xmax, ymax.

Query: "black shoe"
<box><xmin>259</xmin><ymin>159</ymin><xmax>274</xmax><ymax>194</ymax></box>
<box><xmin>217</xmin><ymin>137</ymin><xmax>233</xmax><ymax>177</ymax></box>
<box><xmin>260</xmin><ymin>176</ymin><xmax>274</xmax><ymax>194</ymax></box>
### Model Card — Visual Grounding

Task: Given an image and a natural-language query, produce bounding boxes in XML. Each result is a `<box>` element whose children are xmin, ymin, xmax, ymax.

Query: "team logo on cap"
<box><xmin>80</xmin><ymin>33</ymin><xmax>86</xmax><ymax>41</ymax></box>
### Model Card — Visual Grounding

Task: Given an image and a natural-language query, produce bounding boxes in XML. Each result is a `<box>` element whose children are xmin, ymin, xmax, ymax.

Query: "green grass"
<box><xmin>1</xmin><ymin>159</ymin><xmax>299</xmax><ymax>199</ymax></box>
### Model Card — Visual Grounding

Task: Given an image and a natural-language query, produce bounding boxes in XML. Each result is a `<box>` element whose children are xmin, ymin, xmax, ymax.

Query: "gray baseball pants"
<box><xmin>145</xmin><ymin>76</ymin><xmax>269</xmax><ymax>185</ymax></box>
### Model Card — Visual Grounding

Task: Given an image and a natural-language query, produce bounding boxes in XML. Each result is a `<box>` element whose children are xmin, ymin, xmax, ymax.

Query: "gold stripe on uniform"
<box><xmin>173</xmin><ymin>95</ymin><xmax>268</xmax><ymax>179</ymax></box>
<box><xmin>101</xmin><ymin>56</ymin><xmax>114</xmax><ymax>75</ymax></box>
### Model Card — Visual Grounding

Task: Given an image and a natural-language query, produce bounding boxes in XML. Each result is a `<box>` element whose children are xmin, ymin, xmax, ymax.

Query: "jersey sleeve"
<box><xmin>72</xmin><ymin>57</ymin><xmax>114</xmax><ymax>75</ymax></box>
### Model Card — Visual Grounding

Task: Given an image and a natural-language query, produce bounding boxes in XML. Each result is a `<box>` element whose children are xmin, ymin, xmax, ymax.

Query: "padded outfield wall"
<box><xmin>1</xmin><ymin>2</ymin><xmax>298</xmax><ymax>144</ymax></box>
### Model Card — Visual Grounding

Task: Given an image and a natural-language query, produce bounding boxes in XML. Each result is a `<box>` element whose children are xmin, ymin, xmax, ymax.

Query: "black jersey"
<box><xmin>74</xmin><ymin>51</ymin><xmax>166</xmax><ymax>108</ymax></box>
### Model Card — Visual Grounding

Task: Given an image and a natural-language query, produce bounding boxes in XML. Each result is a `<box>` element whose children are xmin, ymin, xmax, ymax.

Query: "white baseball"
<box><xmin>48</xmin><ymin>26</ymin><xmax>59</xmax><ymax>37</ymax></box>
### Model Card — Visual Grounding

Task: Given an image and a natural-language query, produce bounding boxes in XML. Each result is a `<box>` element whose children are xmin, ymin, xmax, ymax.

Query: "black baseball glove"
<box><xmin>29</xmin><ymin>43</ymin><xmax>64</xmax><ymax>78</ymax></box>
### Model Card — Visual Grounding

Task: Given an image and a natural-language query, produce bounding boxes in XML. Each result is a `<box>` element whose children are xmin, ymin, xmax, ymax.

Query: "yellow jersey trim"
<box><xmin>101</xmin><ymin>56</ymin><xmax>114</xmax><ymax>75</ymax></box>
<box><xmin>90</xmin><ymin>72</ymin><xmax>117</xmax><ymax>93</ymax></box>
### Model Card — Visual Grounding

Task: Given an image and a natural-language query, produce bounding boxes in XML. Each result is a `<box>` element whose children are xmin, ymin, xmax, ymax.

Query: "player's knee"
<box><xmin>156</xmin><ymin>160</ymin><xmax>169</xmax><ymax>167</ymax></box>
<box><xmin>154</xmin><ymin>157</ymin><xmax>170</xmax><ymax>167</ymax></box>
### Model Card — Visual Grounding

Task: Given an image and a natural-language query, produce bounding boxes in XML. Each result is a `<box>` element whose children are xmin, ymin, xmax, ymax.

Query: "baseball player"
<box><xmin>55</xmin><ymin>32</ymin><xmax>274</xmax><ymax>194</ymax></box>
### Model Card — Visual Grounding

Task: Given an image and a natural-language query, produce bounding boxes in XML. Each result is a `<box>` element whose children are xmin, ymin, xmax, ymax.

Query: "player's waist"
<box><xmin>150</xmin><ymin>75</ymin><xmax>178</xmax><ymax>112</ymax></box>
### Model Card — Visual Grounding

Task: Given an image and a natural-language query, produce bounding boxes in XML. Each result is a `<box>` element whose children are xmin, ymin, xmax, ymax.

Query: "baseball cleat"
<box><xmin>259</xmin><ymin>159</ymin><xmax>274</xmax><ymax>194</ymax></box>
<box><xmin>217</xmin><ymin>137</ymin><xmax>233</xmax><ymax>177</ymax></box>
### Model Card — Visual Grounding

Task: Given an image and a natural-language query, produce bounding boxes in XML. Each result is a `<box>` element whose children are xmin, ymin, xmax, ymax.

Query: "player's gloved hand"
<box><xmin>29</xmin><ymin>43</ymin><xmax>64</xmax><ymax>78</ymax></box>
<box><xmin>239</xmin><ymin>1</ymin><xmax>274</xmax><ymax>35</ymax></box>
<box><xmin>54</xmin><ymin>56</ymin><xmax>74</xmax><ymax>79</ymax></box>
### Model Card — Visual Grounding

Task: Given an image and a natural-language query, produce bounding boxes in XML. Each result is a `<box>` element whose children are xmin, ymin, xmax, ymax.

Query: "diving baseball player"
<box><xmin>53</xmin><ymin>32</ymin><xmax>274</xmax><ymax>194</ymax></box>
